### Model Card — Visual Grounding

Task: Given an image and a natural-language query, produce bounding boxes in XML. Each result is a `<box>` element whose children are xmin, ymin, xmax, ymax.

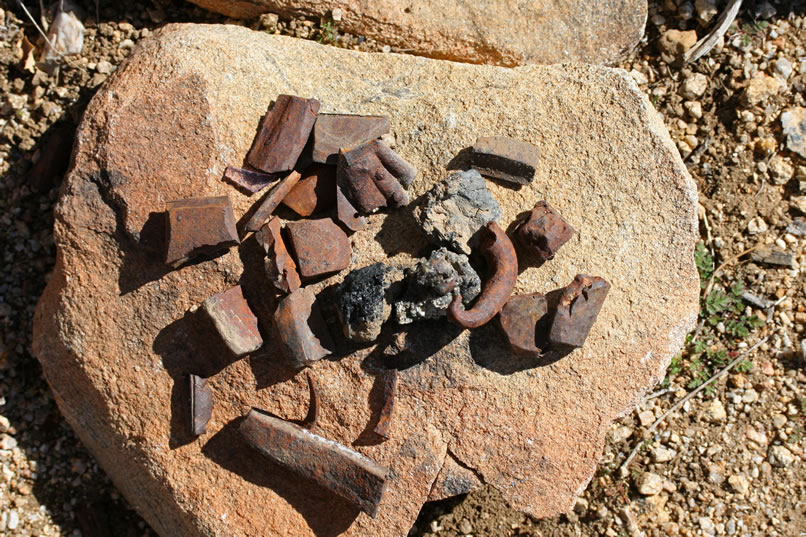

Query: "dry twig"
<box><xmin>684</xmin><ymin>0</ymin><xmax>743</xmax><ymax>64</ymax></box>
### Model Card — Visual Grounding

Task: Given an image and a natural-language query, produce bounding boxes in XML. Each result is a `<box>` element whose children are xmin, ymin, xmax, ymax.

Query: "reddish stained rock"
<box><xmin>498</xmin><ymin>293</ymin><xmax>548</xmax><ymax>355</ymax></box>
<box><xmin>255</xmin><ymin>217</ymin><xmax>301</xmax><ymax>293</ymax></box>
<box><xmin>222</xmin><ymin>165</ymin><xmax>277</xmax><ymax>194</ymax></box>
<box><xmin>286</xmin><ymin>218</ymin><xmax>351</xmax><ymax>280</ymax></box>
<box><xmin>244</xmin><ymin>170</ymin><xmax>302</xmax><ymax>232</ymax></box>
<box><xmin>471</xmin><ymin>135</ymin><xmax>540</xmax><ymax>185</ymax></box>
<box><xmin>201</xmin><ymin>285</ymin><xmax>263</xmax><ymax>357</ymax></box>
<box><xmin>338</xmin><ymin>140</ymin><xmax>415</xmax><ymax>214</ymax></box>
<box><xmin>548</xmin><ymin>275</ymin><xmax>611</xmax><ymax>349</ymax></box>
<box><xmin>165</xmin><ymin>196</ymin><xmax>239</xmax><ymax>268</ymax></box>
<box><xmin>514</xmin><ymin>200</ymin><xmax>575</xmax><ymax>262</ymax></box>
<box><xmin>247</xmin><ymin>94</ymin><xmax>320</xmax><ymax>173</ymax></box>
<box><xmin>273</xmin><ymin>287</ymin><xmax>334</xmax><ymax>368</ymax></box>
<box><xmin>312</xmin><ymin>114</ymin><xmax>390</xmax><ymax>164</ymax></box>
<box><xmin>281</xmin><ymin>165</ymin><xmax>337</xmax><ymax>217</ymax></box>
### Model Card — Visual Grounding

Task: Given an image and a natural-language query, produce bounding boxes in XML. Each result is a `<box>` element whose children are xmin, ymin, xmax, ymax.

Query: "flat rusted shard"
<box><xmin>222</xmin><ymin>166</ymin><xmax>277</xmax><ymax>194</ymax></box>
<box><xmin>273</xmin><ymin>287</ymin><xmax>334</xmax><ymax>368</ymax></box>
<box><xmin>189</xmin><ymin>374</ymin><xmax>213</xmax><ymax>436</ymax></box>
<box><xmin>165</xmin><ymin>196</ymin><xmax>239</xmax><ymax>268</ymax></box>
<box><xmin>244</xmin><ymin>170</ymin><xmax>302</xmax><ymax>233</ymax></box>
<box><xmin>201</xmin><ymin>285</ymin><xmax>263</xmax><ymax>357</ymax></box>
<box><xmin>240</xmin><ymin>408</ymin><xmax>389</xmax><ymax>517</ymax></box>
<box><xmin>255</xmin><ymin>218</ymin><xmax>301</xmax><ymax>293</ymax></box>
<box><xmin>247</xmin><ymin>94</ymin><xmax>320</xmax><ymax>173</ymax></box>
<box><xmin>471</xmin><ymin>135</ymin><xmax>540</xmax><ymax>185</ymax></box>
<box><xmin>312</xmin><ymin>114</ymin><xmax>390</xmax><ymax>164</ymax></box>
<box><xmin>281</xmin><ymin>165</ymin><xmax>337</xmax><ymax>217</ymax></box>
<box><xmin>336</xmin><ymin>185</ymin><xmax>366</xmax><ymax>231</ymax></box>
<box><xmin>548</xmin><ymin>274</ymin><xmax>610</xmax><ymax>349</ymax></box>
<box><xmin>373</xmin><ymin>369</ymin><xmax>398</xmax><ymax>440</ymax></box>
<box><xmin>498</xmin><ymin>293</ymin><xmax>548</xmax><ymax>356</ymax></box>
<box><xmin>337</xmin><ymin>140</ymin><xmax>415</xmax><ymax>214</ymax></box>
<box><xmin>286</xmin><ymin>218</ymin><xmax>351</xmax><ymax>280</ymax></box>
<box><xmin>515</xmin><ymin>200</ymin><xmax>575</xmax><ymax>262</ymax></box>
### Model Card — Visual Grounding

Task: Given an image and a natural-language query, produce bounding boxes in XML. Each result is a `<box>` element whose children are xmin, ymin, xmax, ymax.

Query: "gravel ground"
<box><xmin>0</xmin><ymin>1</ymin><xmax>804</xmax><ymax>536</ymax></box>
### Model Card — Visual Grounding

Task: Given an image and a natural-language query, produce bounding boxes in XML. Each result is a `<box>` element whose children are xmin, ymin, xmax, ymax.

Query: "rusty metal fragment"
<box><xmin>240</xmin><ymin>408</ymin><xmax>389</xmax><ymax>517</ymax></box>
<box><xmin>471</xmin><ymin>135</ymin><xmax>540</xmax><ymax>185</ymax></box>
<box><xmin>373</xmin><ymin>369</ymin><xmax>398</xmax><ymax>439</ymax></box>
<box><xmin>301</xmin><ymin>371</ymin><xmax>320</xmax><ymax>431</ymax></box>
<box><xmin>514</xmin><ymin>200</ymin><xmax>575</xmax><ymax>262</ymax></box>
<box><xmin>498</xmin><ymin>293</ymin><xmax>548</xmax><ymax>355</ymax></box>
<box><xmin>244</xmin><ymin>171</ymin><xmax>302</xmax><ymax>233</ymax></box>
<box><xmin>189</xmin><ymin>374</ymin><xmax>213</xmax><ymax>436</ymax></box>
<box><xmin>165</xmin><ymin>196</ymin><xmax>239</xmax><ymax>268</ymax></box>
<box><xmin>548</xmin><ymin>274</ymin><xmax>610</xmax><ymax>349</ymax></box>
<box><xmin>312</xmin><ymin>114</ymin><xmax>390</xmax><ymax>164</ymax></box>
<box><xmin>222</xmin><ymin>165</ymin><xmax>276</xmax><ymax>194</ymax></box>
<box><xmin>448</xmin><ymin>221</ymin><xmax>518</xmax><ymax>329</ymax></box>
<box><xmin>255</xmin><ymin>217</ymin><xmax>301</xmax><ymax>293</ymax></box>
<box><xmin>281</xmin><ymin>165</ymin><xmax>337</xmax><ymax>217</ymax></box>
<box><xmin>201</xmin><ymin>285</ymin><xmax>263</xmax><ymax>357</ymax></box>
<box><xmin>286</xmin><ymin>218</ymin><xmax>351</xmax><ymax>280</ymax></box>
<box><xmin>338</xmin><ymin>140</ymin><xmax>415</xmax><ymax>214</ymax></box>
<box><xmin>336</xmin><ymin>185</ymin><xmax>366</xmax><ymax>231</ymax></box>
<box><xmin>273</xmin><ymin>287</ymin><xmax>334</xmax><ymax>368</ymax></box>
<box><xmin>247</xmin><ymin>94</ymin><xmax>320</xmax><ymax>173</ymax></box>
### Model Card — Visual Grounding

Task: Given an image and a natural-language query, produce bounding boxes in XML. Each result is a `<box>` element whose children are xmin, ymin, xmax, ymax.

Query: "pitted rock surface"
<box><xmin>187</xmin><ymin>0</ymin><xmax>647</xmax><ymax>67</ymax></box>
<box><xmin>33</xmin><ymin>25</ymin><xmax>698</xmax><ymax>537</ymax></box>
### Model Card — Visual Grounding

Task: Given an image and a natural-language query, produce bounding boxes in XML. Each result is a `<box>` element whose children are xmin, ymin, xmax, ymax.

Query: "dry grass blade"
<box><xmin>684</xmin><ymin>0</ymin><xmax>743</xmax><ymax>64</ymax></box>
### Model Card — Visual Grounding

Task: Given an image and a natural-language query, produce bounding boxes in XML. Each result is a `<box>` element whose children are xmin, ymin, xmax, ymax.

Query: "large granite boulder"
<box><xmin>33</xmin><ymin>24</ymin><xmax>698</xmax><ymax>537</ymax></box>
<box><xmin>188</xmin><ymin>0</ymin><xmax>647</xmax><ymax>66</ymax></box>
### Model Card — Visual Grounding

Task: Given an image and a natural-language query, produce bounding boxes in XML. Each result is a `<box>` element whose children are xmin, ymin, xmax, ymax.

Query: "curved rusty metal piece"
<box><xmin>448</xmin><ymin>221</ymin><xmax>517</xmax><ymax>328</ymax></box>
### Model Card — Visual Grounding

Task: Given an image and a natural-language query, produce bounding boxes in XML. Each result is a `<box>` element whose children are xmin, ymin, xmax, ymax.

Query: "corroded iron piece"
<box><xmin>222</xmin><ymin>166</ymin><xmax>277</xmax><ymax>194</ymax></box>
<box><xmin>286</xmin><ymin>218</ymin><xmax>351</xmax><ymax>280</ymax></box>
<box><xmin>247</xmin><ymin>94</ymin><xmax>320</xmax><ymax>173</ymax></box>
<box><xmin>240</xmin><ymin>408</ymin><xmax>389</xmax><ymax>517</ymax></box>
<box><xmin>165</xmin><ymin>196</ymin><xmax>239</xmax><ymax>268</ymax></box>
<box><xmin>189</xmin><ymin>374</ymin><xmax>213</xmax><ymax>436</ymax></box>
<box><xmin>282</xmin><ymin>165</ymin><xmax>337</xmax><ymax>217</ymax></box>
<box><xmin>374</xmin><ymin>369</ymin><xmax>398</xmax><ymax>439</ymax></box>
<box><xmin>337</xmin><ymin>140</ymin><xmax>415</xmax><ymax>214</ymax></box>
<box><xmin>244</xmin><ymin>171</ymin><xmax>302</xmax><ymax>233</ymax></box>
<box><xmin>471</xmin><ymin>135</ymin><xmax>540</xmax><ymax>185</ymax></box>
<box><xmin>448</xmin><ymin>221</ymin><xmax>518</xmax><ymax>328</ymax></box>
<box><xmin>548</xmin><ymin>274</ymin><xmax>610</xmax><ymax>349</ymax></box>
<box><xmin>515</xmin><ymin>200</ymin><xmax>575</xmax><ymax>262</ymax></box>
<box><xmin>273</xmin><ymin>287</ymin><xmax>334</xmax><ymax>368</ymax></box>
<box><xmin>201</xmin><ymin>285</ymin><xmax>263</xmax><ymax>357</ymax></box>
<box><xmin>301</xmin><ymin>371</ymin><xmax>320</xmax><ymax>431</ymax></box>
<box><xmin>312</xmin><ymin>114</ymin><xmax>390</xmax><ymax>164</ymax></box>
<box><xmin>336</xmin><ymin>185</ymin><xmax>367</xmax><ymax>232</ymax></box>
<box><xmin>498</xmin><ymin>293</ymin><xmax>548</xmax><ymax>355</ymax></box>
<box><xmin>255</xmin><ymin>217</ymin><xmax>301</xmax><ymax>293</ymax></box>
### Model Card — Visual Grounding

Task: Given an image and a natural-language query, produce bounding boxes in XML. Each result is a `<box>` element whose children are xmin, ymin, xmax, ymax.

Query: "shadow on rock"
<box><xmin>118</xmin><ymin>210</ymin><xmax>171</xmax><ymax>294</ymax></box>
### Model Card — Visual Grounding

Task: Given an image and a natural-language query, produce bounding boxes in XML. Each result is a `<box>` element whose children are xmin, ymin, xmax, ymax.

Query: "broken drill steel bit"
<box><xmin>244</xmin><ymin>170</ymin><xmax>302</xmax><ymax>233</ymax></box>
<box><xmin>273</xmin><ymin>287</ymin><xmax>334</xmax><ymax>368</ymax></box>
<box><xmin>247</xmin><ymin>94</ymin><xmax>320</xmax><ymax>173</ymax></box>
<box><xmin>255</xmin><ymin>217</ymin><xmax>301</xmax><ymax>294</ymax></box>
<box><xmin>373</xmin><ymin>369</ymin><xmax>398</xmax><ymax>440</ymax></box>
<box><xmin>239</xmin><ymin>408</ymin><xmax>389</xmax><ymax>517</ymax></box>
<box><xmin>470</xmin><ymin>135</ymin><xmax>540</xmax><ymax>185</ymax></box>
<box><xmin>165</xmin><ymin>196</ymin><xmax>239</xmax><ymax>268</ymax></box>
<box><xmin>548</xmin><ymin>274</ymin><xmax>610</xmax><ymax>349</ymax></box>
<box><xmin>281</xmin><ymin>165</ymin><xmax>337</xmax><ymax>217</ymax></box>
<box><xmin>498</xmin><ymin>293</ymin><xmax>548</xmax><ymax>356</ymax></box>
<box><xmin>201</xmin><ymin>285</ymin><xmax>263</xmax><ymax>357</ymax></box>
<box><xmin>285</xmin><ymin>218</ymin><xmax>351</xmax><ymax>281</ymax></box>
<box><xmin>337</xmin><ymin>140</ymin><xmax>416</xmax><ymax>214</ymax></box>
<box><xmin>222</xmin><ymin>166</ymin><xmax>277</xmax><ymax>194</ymax></box>
<box><xmin>189</xmin><ymin>374</ymin><xmax>213</xmax><ymax>436</ymax></box>
<box><xmin>448</xmin><ymin>221</ymin><xmax>518</xmax><ymax>329</ymax></box>
<box><xmin>514</xmin><ymin>200</ymin><xmax>575</xmax><ymax>262</ymax></box>
<box><xmin>312</xmin><ymin>114</ymin><xmax>391</xmax><ymax>164</ymax></box>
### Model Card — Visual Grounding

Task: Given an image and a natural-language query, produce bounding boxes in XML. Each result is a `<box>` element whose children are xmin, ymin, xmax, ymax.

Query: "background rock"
<box><xmin>186</xmin><ymin>0</ymin><xmax>647</xmax><ymax>66</ymax></box>
<box><xmin>32</xmin><ymin>24</ymin><xmax>698</xmax><ymax>537</ymax></box>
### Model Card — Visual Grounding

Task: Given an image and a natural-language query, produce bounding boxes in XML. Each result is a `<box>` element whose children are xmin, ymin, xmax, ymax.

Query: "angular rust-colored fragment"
<box><xmin>448</xmin><ymin>222</ymin><xmax>518</xmax><ymax>328</ymax></box>
<box><xmin>337</xmin><ymin>140</ymin><xmax>415</xmax><ymax>214</ymax></box>
<box><xmin>471</xmin><ymin>135</ymin><xmax>540</xmax><ymax>185</ymax></box>
<box><xmin>281</xmin><ymin>165</ymin><xmax>337</xmax><ymax>217</ymax></box>
<box><xmin>273</xmin><ymin>287</ymin><xmax>334</xmax><ymax>368</ymax></box>
<box><xmin>165</xmin><ymin>196</ymin><xmax>239</xmax><ymax>268</ymax></box>
<box><xmin>515</xmin><ymin>200</ymin><xmax>575</xmax><ymax>262</ymax></box>
<box><xmin>374</xmin><ymin>369</ymin><xmax>398</xmax><ymax>440</ymax></box>
<box><xmin>244</xmin><ymin>170</ymin><xmax>301</xmax><ymax>233</ymax></box>
<box><xmin>222</xmin><ymin>165</ymin><xmax>277</xmax><ymax>194</ymax></box>
<box><xmin>189</xmin><ymin>374</ymin><xmax>213</xmax><ymax>436</ymax></box>
<box><xmin>255</xmin><ymin>217</ymin><xmax>301</xmax><ymax>293</ymax></box>
<box><xmin>336</xmin><ymin>185</ymin><xmax>366</xmax><ymax>232</ymax></box>
<box><xmin>201</xmin><ymin>285</ymin><xmax>263</xmax><ymax>357</ymax></box>
<box><xmin>240</xmin><ymin>408</ymin><xmax>389</xmax><ymax>517</ymax></box>
<box><xmin>498</xmin><ymin>293</ymin><xmax>548</xmax><ymax>356</ymax></box>
<box><xmin>312</xmin><ymin>114</ymin><xmax>390</xmax><ymax>164</ymax></box>
<box><xmin>247</xmin><ymin>94</ymin><xmax>320</xmax><ymax>173</ymax></box>
<box><xmin>301</xmin><ymin>371</ymin><xmax>320</xmax><ymax>431</ymax></box>
<box><xmin>285</xmin><ymin>218</ymin><xmax>351</xmax><ymax>280</ymax></box>
<box><xmin>548</xmin><ymin>274</ymin><xmax>610</xmax><ymax>349</ymax></box>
